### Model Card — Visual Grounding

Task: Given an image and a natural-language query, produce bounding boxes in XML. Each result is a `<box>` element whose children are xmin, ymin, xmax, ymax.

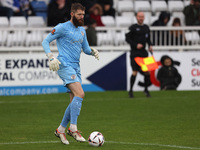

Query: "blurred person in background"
<box><xmin>47</xmin><ymin>0</ymin><xmax>72</xmax><ymax>26</ymax></box>
<box><xmin>183</xmin><ymin>0</ymin><xmax>200</xmax><ymax>26</ymax></box>
<box><xmin>126</xmin><ymin>12</ymin><xmax>153</xmax><ymax>98</ymax></box>
<box><xmin>19</xmin><ymin>0</ymin><xmax>34</xmax><ymax>18</ymax></box>
<box><xmin>0</xmin><ymin>0</ymin><xmax>20</xmax><ymax>19</ymax></box>
<box><xmin>0</xmin><ymin>0</ymin><xmax>32</xmax><ymax>19</ymax></box>
<box><xmin>157</xmin><ymin>55</ymin><xmax>182</xmax><ymax>90</ymax></box>
<box><xmin>151</xmin><ymin>11</ymin><xmax>171</xmax><ymax>45</ymax></box>
<box><xmin>152</xmin><ymin>11</ymin><xmax>170</xmax><ymax>26</ymax></box>
<box><xmin>98</xmin><ymin>0</ymin><xmax>115</xmax><ymax>18</ymax></box>
<box><xmin>89</xmin><ymin>3</ymin><xmax>104</xmax><ymax>26</ymax></box>
<box><xmin>170</xmin><ymin>17</ymin><xmax>186</xmax><ymax>45</ymax></box>
<box><xmin>86</xmin><ymin>18</ymin><xmax>97</xmax><ymax>46</ymax></box>
<box><xmin>73</xmin><ymin>0</ymin><xmax>103</xmax><ymax>25</ymax></box>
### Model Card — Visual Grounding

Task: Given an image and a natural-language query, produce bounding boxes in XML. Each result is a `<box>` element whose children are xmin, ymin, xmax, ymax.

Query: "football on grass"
<box><xmin>88</xmin><ymin>131</ymin><xmax>104</xmax><ymax>147</ymax></box>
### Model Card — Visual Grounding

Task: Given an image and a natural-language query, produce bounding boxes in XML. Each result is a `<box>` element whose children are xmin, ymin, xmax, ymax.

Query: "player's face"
<box><xmin>72</xmin><ymin>9</ymin><xmax>85</xmax><ymax>27</ymax></box>
<box><xmin>136</xmin><ymin>12</ymin><xmax>144</xmax><ymax>25</ymax></box>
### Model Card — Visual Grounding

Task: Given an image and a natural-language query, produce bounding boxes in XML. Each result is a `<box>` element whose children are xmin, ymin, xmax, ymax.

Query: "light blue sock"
<box><xmin>70</xmin><ymin>96</ymin><xmax>83</xmax><ymax>125</ymax></box>
<box><xmin>60</xmin><ymin>103</ymin><xmax>71</xmax><ymax>128</ymax></box>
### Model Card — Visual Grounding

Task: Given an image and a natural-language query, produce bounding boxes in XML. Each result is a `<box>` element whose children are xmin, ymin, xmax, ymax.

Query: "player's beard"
<box><xmin>73</xmin><ymin>16</ymin><xmax>84</xmax><ymax>27</ymax></box>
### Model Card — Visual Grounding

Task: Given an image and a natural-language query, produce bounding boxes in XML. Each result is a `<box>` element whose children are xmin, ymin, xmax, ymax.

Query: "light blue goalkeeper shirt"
<box><xmin>42</xmin><ymin>21</ymin><xmax>92</xmax><ymax>66</ymax></box>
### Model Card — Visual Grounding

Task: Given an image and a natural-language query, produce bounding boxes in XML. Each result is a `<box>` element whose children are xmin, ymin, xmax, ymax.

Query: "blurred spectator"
<box><xmin>47</xmin><ymin>0</ymin><xmax>103</xmax><ymax>26</ymax></box>
<box><xmin>0</xmin><ymin>0</ymin><xmax>33</xmax><ymax>19</ymax></box>
<box><xmin>97</xmin><ymin>0</ymin><xmax>115</xmax><ymax>18</ymax></box>
<box><xmin>152</xmin><ymin>11</ymin><xmax>170</xmax><ymax>45</ymax></box>
<box><xmin>170</xmin><ymin>17</ymin><xmax>186</xmax><ymax>45</ymax></box>
<box><xmin>20</xmin><ymin>0</ymin><xmax>33</xmax><ymax>18</ymax></box>
<box><xmin>86</xmin><ymin>18</ymin><xmax>97</xmax><ymax>46</ymax></box>
<box><xmin>47</xmin><ymin>0</ymin><xmax>71</xmax><ymax>26</ymax></box>
<box><xmin>73</xmin><ymin>0</ymin><xmax>103</xmax><ymax>25</ymax></box>
<box><xmin>183</xmin><ymin>0</ymin><xmax>200</xmax><ymax>26</ymax></box>
<box><xmin>0</xmin><ymin>6</ymin><xmax>13</xmax><ymax>19</ymax></box>
<box><xmin>82</xmin><ymin>0</ymin><xmax>100</xmax><ymax>15</ymax></box>
<box><xmin>89</xmin><ymin>4</ymin><xmax>104</xmax><ymax>26</ymax></box>
<box><xmin>0</xmin><ymin>0</ymin><xmax>20</xmax><ymax>19</ymax></box>
<box><xmin>152</xmin><ymin>11</ymin><xmax>170</xmax><ymax>26</ymax></box>
<box><xmin>157</xmin><ymin>55</ymin><xmax>182</xmax><ymax>90</ymax></box>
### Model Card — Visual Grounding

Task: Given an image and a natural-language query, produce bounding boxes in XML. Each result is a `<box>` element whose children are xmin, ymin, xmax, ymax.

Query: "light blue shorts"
<box><xmin>57</xmin><ymin>64</ymin><xmax>82</xmax><ymax>92</ymax></box>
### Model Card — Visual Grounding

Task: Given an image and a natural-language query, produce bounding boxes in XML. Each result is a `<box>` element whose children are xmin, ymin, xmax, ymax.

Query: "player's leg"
<box><xmin>55</xmin><ymin>92</ymin><xmax>79</xmax><ymax>144</ymax></box>
<box><xmin>129</xmin><ymin>70</ymin><xmax>138</xmax><ymax>98</ymax></box>
<box><xmin>67</xmin><ymin>82</ymin><xmax>86</xmax><ymax>142</ymax></box>
<box><xmin>129</xmin><ymin>57</ymin><xmax>139</xmax><ymax>98</ymax></box>
<box><xmin>144</xmin><ymin>71</ymin><xmax>151</xmax><ymax>97</ymax></box>
<box><xmin>55</xmin><ymin>65</ymin><xmax>78</xmax><ymax>145</ymax></box>
<box><xmin>57</xmin><ymin>65</ymin><xmax>85</xmax><ymax>142</ymax></box>
<box><xmin>54</xmin><ymin>92</ymin><xmax>74</xmax><ymax>145</ymax></box>
<box><xmin>59</xmin><ymin>92</ymin><xmax>74</xmax><ymax>131</ymax></box>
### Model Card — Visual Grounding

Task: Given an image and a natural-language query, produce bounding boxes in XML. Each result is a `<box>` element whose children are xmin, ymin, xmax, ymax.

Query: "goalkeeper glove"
<box><xmin>47</xmin><ymin>53</ymin><xmax>61</xmax><ymax>71</ymax></box>
<box><xmin>91</xmin><ymin>47</ymin><xmax>99</xmax><ymax>60</ymax></box>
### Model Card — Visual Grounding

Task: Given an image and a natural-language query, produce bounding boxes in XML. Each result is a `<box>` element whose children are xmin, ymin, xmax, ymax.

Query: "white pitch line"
<box><xmin>0</xmin><ymin>140</ymin><xmax>200</xmax><ymax>150</ymax></box>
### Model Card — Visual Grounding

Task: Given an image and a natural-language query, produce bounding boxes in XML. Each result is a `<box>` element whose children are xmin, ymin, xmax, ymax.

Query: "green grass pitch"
<box><xmin>0</xmin><ymin>90</ymin><xmax>200</xmax><ymax>150</ymax></box>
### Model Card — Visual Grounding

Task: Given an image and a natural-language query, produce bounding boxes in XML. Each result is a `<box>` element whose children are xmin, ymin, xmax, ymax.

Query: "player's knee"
<box><xmin>81</xmin><ymin>92</ymin><xmax>85</xmax><ymax>98</ymax></box>
<box><xmin>77</xmin><ymin>91</ymin><xmax>85</xmax><ymax>98</ymax></box>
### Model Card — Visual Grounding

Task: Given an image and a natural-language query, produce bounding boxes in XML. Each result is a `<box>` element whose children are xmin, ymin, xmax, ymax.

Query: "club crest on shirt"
<box><xmin>81</xmin><ymin>31</ymin><xmax>84</xmax><ymax>36</ymax></box>
<box><xmin>51</xmin><ymin>29</ymin><xmax>55</xmax><ymax>35</ymax></box>
<box><xmin>71</xmin><ymin>75</ymin><xmax>76</xmax><ymax>80</ymax></box>
<box><xmin>136</xmin><ymin>28</ymin><xmax>140</xmax><ymax>31</ymax></box>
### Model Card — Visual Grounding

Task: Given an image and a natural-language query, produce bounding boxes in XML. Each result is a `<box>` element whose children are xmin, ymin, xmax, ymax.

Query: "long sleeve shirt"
<box><xmin>42</xmin><ymin>21</ymin><xmax>92</xmax><ymax>66</ymax></box>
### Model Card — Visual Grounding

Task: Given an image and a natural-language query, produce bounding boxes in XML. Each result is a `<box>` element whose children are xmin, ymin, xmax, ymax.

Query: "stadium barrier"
<box><xmin>0</xmin><ymin>26</ymin><xmax>200</xmax><ymax>52</ymax></box>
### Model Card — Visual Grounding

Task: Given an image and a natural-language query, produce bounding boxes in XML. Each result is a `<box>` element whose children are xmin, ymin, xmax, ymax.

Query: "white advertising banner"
<box><xmin>0</xmin><ymin>53</ymin><xmax>64</xmax><ymax>96</ymax></box>
<box><xmin>0</xmin><ymin>54</ymin><xmax>61</xmax><ymax>86</ymax></box>
<box><xmin>0</xmin><ymin>52</ymin><xmax>124</xmax><ymax>96</ymax></box>
<box><xmin>127</xmin><ymin>51</ymin><xmax>200</xmax><ymax>91</ymax></box>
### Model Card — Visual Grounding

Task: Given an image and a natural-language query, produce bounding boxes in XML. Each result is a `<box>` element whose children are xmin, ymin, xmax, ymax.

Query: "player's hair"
<box><xmin>71</xmin><ymin>3</ymin><xmax>85</xmax><ymax>13</ymax></box>
<box><xmin>136</xmin><ymin>11</ymin><xmax>144</xmax><ymax>17</ymax></box>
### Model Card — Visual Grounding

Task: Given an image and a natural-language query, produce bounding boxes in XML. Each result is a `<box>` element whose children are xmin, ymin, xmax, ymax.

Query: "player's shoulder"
<box><xmin>143</xmin><ymin>24</ymin><xmax>150</xmax><ymax>29</ymax></box>
<box><xmin>49</xmin><ymin>23</ymin><xmax>64</xmax><ymax>35</ymax></box>
<box><xmin>54</xmin><ymin>22</ymin><xmax>66</xmax><ymax>30</ymax></box>
<box><xmin>59</xmin><ymin>21</ymin><xmax>72</xmax><ymax>29</ymax></box>
<box><xmin>55</xmin><ymin>21</ymin><xmax>72</xmax><ymax>30</ymax></box>
<box><xmin>129</xmin><ymin>24</ymin><xmax>137</xmax><ymax>30</ymax></box>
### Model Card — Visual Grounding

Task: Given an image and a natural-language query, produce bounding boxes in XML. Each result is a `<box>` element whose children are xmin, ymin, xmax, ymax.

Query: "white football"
<box><xmin>88</xmin><ymin>131</ymin><xmax>105</xmax><ymax>147</ymax></box>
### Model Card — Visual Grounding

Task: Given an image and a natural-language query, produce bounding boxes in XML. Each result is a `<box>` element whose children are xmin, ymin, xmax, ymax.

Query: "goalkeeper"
<box><xmin>42</xmin><ymin>3</ymin><xmax>99</xmax><ymax>145</ymax></box>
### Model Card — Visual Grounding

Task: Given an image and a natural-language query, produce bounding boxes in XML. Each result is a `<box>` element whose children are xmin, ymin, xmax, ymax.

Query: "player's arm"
<box><xmin>125</xmin><ymin>26</ymin><xmax>138</xmax><ymax>49</ymax></box>
<box><xmin>82</xmin><ymin>30</ymin><xmax>99</xmax><ymax>60</ymax></box>
<box><xmin>42</xmin><ymin>24</ymin><xmax>63</xmax><ymax>71</ymax></box>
